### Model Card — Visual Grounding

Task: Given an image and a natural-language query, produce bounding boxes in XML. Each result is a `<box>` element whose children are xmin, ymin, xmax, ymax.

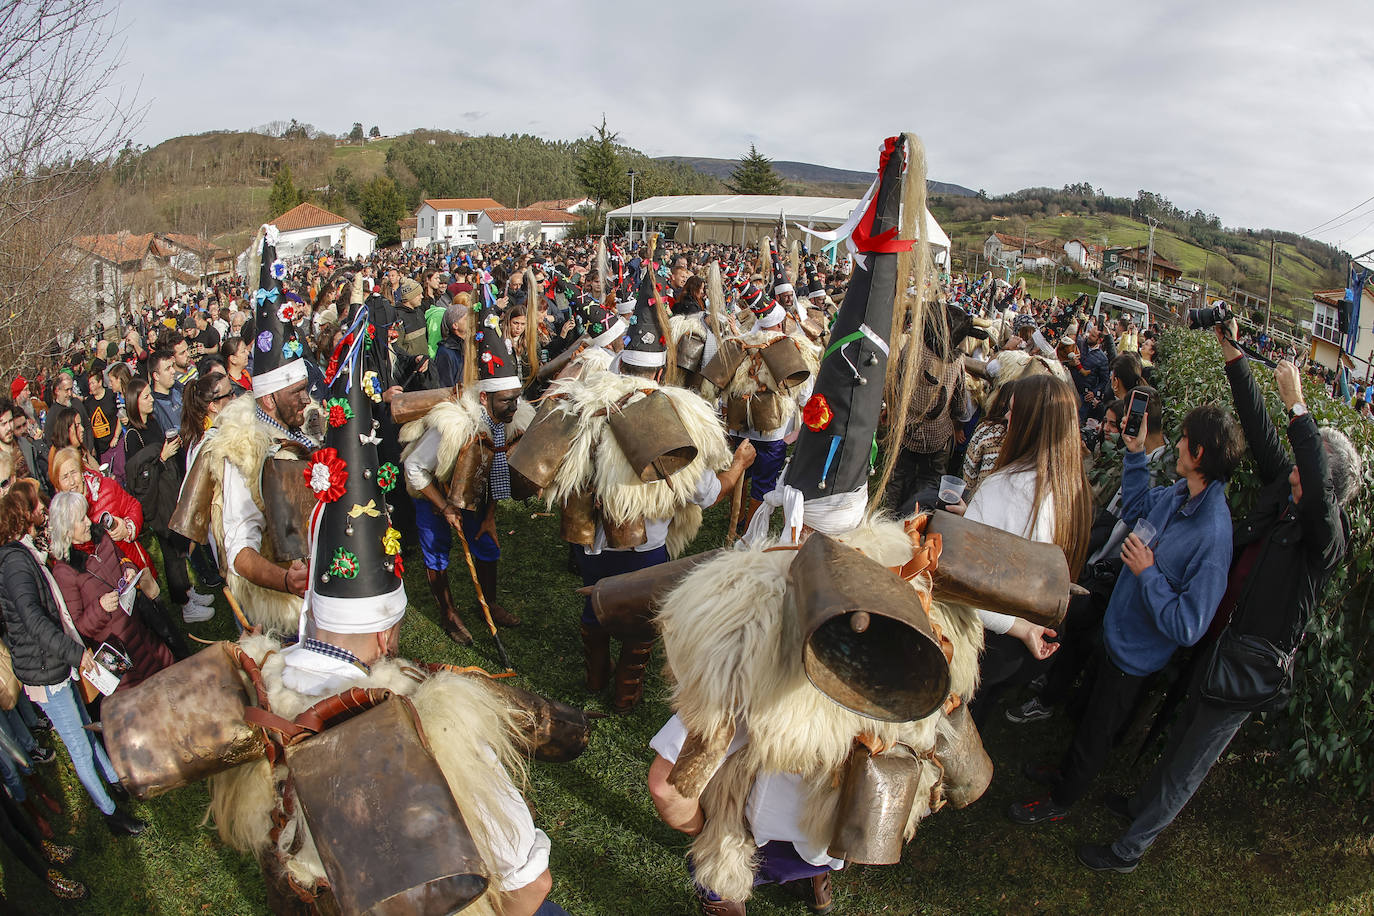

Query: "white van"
<box><xmin>1092</xmin><ymin>291</ymin><xmax>1151</xmax><ymax>328</ymax></box>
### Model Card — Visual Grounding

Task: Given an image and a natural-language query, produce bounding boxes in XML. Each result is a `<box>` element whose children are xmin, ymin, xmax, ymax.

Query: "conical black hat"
<box><xmin>251</xmin><ymin>226</ymin><xmax>307</xmax><ymax>397</ymax></box>
<box><xmin>622</xmin><ymin>268</ymin><xmax>668</xmax><ymax>368</ymax></box>
<box><xmin>473</xmin><ymin>303</ymin><xmax>522</xmax><ymax>393</ymax></box>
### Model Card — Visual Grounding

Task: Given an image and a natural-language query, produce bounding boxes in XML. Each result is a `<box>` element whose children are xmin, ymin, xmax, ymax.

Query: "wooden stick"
<box><xmin>452</xmin><ymin>516</ymin><xmax>513</xmax><ymax>671</ymax></box>
<box><xmin>222</xmin><ymin>585</ymin><xmax>253</xmax><ymax>632</ymax></box>
<box><xmin>725</xmin><ymin>475</ymin><xmax>746</xmax><ymax>545</ymax></box>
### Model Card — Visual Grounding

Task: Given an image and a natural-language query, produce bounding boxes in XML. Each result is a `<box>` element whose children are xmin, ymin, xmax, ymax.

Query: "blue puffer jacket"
<box><xmin>1101</xmin><ymin>449</ymin><xmax>1232</xmax><ymax>677</ymax></box>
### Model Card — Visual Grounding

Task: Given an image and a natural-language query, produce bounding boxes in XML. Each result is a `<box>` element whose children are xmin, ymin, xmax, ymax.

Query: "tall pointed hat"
<box><xmin>621</xmin><ymin>266</ymin><xmax>669</xmax><ymax>369</ymax></box>
<box><xmin>769</xmin><ymin>238</ymin><xmax>795</xmax><ymax>297</ymax></box>
<box><xmin>768</xmin><ymin>133</ymin><xmax>924</xmax><ymax>539</ymax></box>
<box><xmin>249</xmin><ymin>224</ymin><xmax>308</xmax><ymax>397</ymax></box>
<box><xmin>473</xmin><ymin>303</ymin><xmax>523</xmax><ymax>393</ymax></box>
<box><xmin>303</xmin><ymin>303</ymin><xmax>407</xmax><ymax>635</ymax></box>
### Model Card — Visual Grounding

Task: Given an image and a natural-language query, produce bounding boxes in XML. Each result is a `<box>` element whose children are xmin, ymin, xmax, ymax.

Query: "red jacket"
<box><xmin>82</xmin><ymin>469</ymin><xmax>152</xmax><ymax>572</ymax></box>
<box><xmin>51</xmin><ymin>532</ymin><xmax>172</xmax><ymax>690</ymax></box>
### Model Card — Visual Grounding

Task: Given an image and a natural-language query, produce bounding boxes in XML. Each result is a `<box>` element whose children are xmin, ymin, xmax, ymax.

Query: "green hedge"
<box><xmin>1153</xmin><ymin>328</ymin><xmax>1374</xmax><ymax>796</ymax></box>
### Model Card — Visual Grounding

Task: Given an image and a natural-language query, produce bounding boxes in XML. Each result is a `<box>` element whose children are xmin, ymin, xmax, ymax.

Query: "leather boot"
<box><xmin>698</xmin><ymin>893</ymin><xmax>745</xmax><ymax>915</ymax></box>
<box><xmin>612</xmin><ymin>637</ymin><xmax>656</xmax><ymax>714</ymax></box>
<box><xmin>426</xmin><ymin>566</ymin><xmax>472</xmax><ymax>645</ymax></box>
<box><xmin>474</xmin><ymin>559</ymin><xmax>520</xmax><ymax>627</ymax></box>
<box><xmin>22</xmin><ymin>798</ymin><xmax>53</xmax><ymax>840</ymax></box>
<box><xmin>581</xmin><ymin>624</ymin><xmax>611</xmax><ymax>692</ymax></box>
<box><xmin>809</xmin><ymin>872</ymin><xmax>834</xmax><ymax>914</ymax></box>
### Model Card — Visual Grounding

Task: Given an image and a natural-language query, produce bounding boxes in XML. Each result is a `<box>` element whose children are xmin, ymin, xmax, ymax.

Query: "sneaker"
<box><xmin>182</xmin><ymin>601</ymin><xmax>213</xmax><ymax>623</ymax></box>
<box><xmin>1028</xmin><ymin>673</ymin><xmax>1048</xmax><ymax>692</ymax></box>
<box><xmin>188</xmin><ymin>589</ymin><xmax>216</xmax><ymax>607</ymax></box>
<box><xmin>1076</xmin><ymin>842</ymin><xmax>1140</xmax><ymax>873</ymax></box>
<box><xmin>1007</xmin><ymin>795</ymin><xmax>1071</xmax><ymax>825</ymax></box>
<box><xmin>29</xmin><ymin>745</ymin><xmax>55</xmax><ymax>765</ymax></box>
<box><xmin>1104</xmin><ymin>792</ymin><xmax>1134</xmax><ymax>825</ymax></box>
<box><xmin>1006</xmin><ymin>696</ymin><xmax>1054</xmax><ymax>724</ymax></box>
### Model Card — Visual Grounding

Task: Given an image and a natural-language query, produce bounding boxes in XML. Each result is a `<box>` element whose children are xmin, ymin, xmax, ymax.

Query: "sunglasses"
<box><xmin>211</xmin><ymin>390</ymin><xmax>235</xmax><ymax>403</ymax></box>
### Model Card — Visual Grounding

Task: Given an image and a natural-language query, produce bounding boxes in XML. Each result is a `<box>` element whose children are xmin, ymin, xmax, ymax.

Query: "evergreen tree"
<box><xmin>267</xmin><ymin>163</ymin><xmax>302</xmax><ymax>217</ymax></box>
<box><xmin>355</xmin><ymin>176</ymin><xmax>407</xmax><ymax>247</ymax></box>
<box><xmin>368</xmin><ymin>125</ymin><xmax>381</xmax><ymax>138</ymax></box>
<box><xmin>348</xmin><ymin>122</ymin><xmax>364</xmax><ymax>142</ymax></box>
<box><xmin>575</xmin><ymin>116</ymin><xmax>623</xmax><ymax>207</ymax></box>
<box><xmin>727</xmin><ymin>144</ymin><xmax>783</xmax><ymax>195</ymax></box>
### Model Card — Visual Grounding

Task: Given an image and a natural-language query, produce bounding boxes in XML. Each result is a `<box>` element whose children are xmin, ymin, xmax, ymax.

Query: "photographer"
<box><xmin>1076</xmin><ymin>319</ymin><xmax>1362</xmax><ymax>873</ymax></box>
<box><xmin>1010</xmin><ymin>400</ymin><xmax>1242</xmax><ymax>826</ymax></box>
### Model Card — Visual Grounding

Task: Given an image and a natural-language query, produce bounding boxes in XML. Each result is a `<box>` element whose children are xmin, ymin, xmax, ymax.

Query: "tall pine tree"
<box><xmin>267</xmin><ymin>164</ymin><xmax>303</xmax><ymax>217</ymax></box>
<box><xmin>575</xmin><ymin>116</ymin><xmax>623</xmax><ymax>207</ymax></box>
<box><xmin>727</xmin><ymin>144</ymin><xmax>783</xmax><ymax>195</ymax></box>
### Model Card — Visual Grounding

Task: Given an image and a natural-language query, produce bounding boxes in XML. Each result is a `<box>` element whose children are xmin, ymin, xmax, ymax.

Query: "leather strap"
<box><xmin>290</xmin><ymin>687</ymin><xmax>392</xmax><ymax>741</ymax></box>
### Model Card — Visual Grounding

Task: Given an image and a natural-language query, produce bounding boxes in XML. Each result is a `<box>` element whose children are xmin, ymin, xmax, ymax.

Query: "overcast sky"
<box><xmin>115</xmin><ymin>0</ymin><xmax>1374</xmax><ymax>258</ymax></box>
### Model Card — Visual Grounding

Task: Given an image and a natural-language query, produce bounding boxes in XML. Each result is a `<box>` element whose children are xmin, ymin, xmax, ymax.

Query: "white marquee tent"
<box><xmin>604</xmin><ymin>194</ymin><xmax>950</xmax><ymax>260</ymax></box>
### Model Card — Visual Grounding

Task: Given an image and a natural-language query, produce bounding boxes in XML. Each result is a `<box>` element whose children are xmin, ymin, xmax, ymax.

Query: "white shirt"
<box><xmin>279</xmin><ymin>643</ymin><xmax>551</xmax><ymax>891</ymax></box>
<box><xmin>585</xmin><ymin>468</ymin><xmax>721</xmax><ymax>555</ymax></box>
<box><xmin>727</xmin><ymin>377</ymin><xmax>814</xmax><ymax>442</ymax></box>
<box><xmin>403</xmin><ymin>426</ymin><xmax>443</xmax><ymax>492</ymax></box>
<box><xmin>963</xmin><ymin>467</ymin><xmax>1055</xmax><ymax>634</ymax></box>
<box><xmin>220</xmin><ymin>458</ymin><xmax>265</xmax><ymax>573</ymax></box>
<box><xmin>650</xmin><ymin>714</ymin><xmax>844</xmax><ymax>871</ymax></box>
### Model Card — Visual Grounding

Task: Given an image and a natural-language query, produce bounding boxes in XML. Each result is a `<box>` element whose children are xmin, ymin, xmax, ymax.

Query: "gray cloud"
<box><xmin>113</xmin><ymin>0</ymin><xmax>1374</xmax><ymax>254</ymax></box>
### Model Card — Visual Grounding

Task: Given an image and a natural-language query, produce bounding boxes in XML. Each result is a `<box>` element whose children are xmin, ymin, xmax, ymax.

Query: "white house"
<box><xmin>270</xmin><ymin>202</ymin><xmax>376</xmax><ymax>259</ymax></box>
<box><xmin>1310</xmin><ymin>287</ymin><xmax>1374</xmax><ymax>379</ymax></box>
<box><xmin>1063</xmin><ymin>238</ymin><xmax>1103</xmax><ymax>272</ymax></box>
<box><xmin>414</xmin><ymin>198</ymin><xmax>503</xmax><ymax>247</ymax></box>
<box><xmin>476</xmin><ymin>207</ymin><xmax>577</xmax><ymax>244</ymax></box>
<box><xmin>528</xmin><ymin>197</ymin><xmax>594</xmax><ymax>214</ymax></box>
<box><xmin>984</xmin><ymin>232</ymin><xmax>1024</xmax><ymax>267</ymax></box>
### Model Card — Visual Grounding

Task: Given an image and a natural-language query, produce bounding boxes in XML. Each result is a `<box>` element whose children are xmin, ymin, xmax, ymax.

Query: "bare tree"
<box><xmin>0</xmin><ymin>0</ymin><xmax>142</xmax><ymax>375</ymax></box>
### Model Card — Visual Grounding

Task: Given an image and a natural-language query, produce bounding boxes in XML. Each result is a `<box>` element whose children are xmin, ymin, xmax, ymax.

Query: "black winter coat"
<box><xmin>124</xmin><ymin>420</ymin><xmax>181</xmax><ymax>538</ymax></box>
<box><xmin>0</xmin><ymin>541</ymin><xmax>85</xmax><ymax>686</ymax></box>
<box><xmin>1224</xmin><ymin>357</ymin><xmax>1346</xmax><ymax>651</ymax></box>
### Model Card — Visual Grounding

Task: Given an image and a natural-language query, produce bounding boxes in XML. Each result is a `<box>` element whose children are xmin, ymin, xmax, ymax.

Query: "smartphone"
<box><xmin>1123</xmin><ymin>388</ymin><xmax>1148</xmax><ymax>439</ymax></box>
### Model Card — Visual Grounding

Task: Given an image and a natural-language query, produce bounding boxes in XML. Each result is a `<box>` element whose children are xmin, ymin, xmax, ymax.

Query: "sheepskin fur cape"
<box><xmin>715</xmin><ymin>327</ymin><xmax>820</xmax><ymax>435</ymax></box>
<box><xmin>207</xmin><ymin>635</ymin><xmax>528</xmax><ymax>916</ymax></box>
<box><xmin>656</xmin><ymin>518</ymin><xmax>983</xmax><ymax>901</ymax></box>
<box><xmin>199</xmin><ymin>397</ymin><xmax>307</xmax><ymax>634</ymax></box>
<box><xmin>396</xmin><ymin>391</ymin><xmax>535</xmax><ymax>498</ymax></box>
<box><xmin>541</xmin><ymin>368</ymin><xmax>731</xmax><ymax>558</ymax></box>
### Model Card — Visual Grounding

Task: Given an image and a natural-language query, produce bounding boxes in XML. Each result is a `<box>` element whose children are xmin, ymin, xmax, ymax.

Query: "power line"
<box><xmin>1302</xmin><ymin>192</ymin><xmax>1374</xmax><ymax>236</ymax></box>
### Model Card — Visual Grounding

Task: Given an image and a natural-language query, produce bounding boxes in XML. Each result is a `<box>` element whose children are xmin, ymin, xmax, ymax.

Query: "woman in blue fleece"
<box><xmin>1009</xmin><ymin>403</ymin><xmax>1244</xmax><ymax>824</ymax></box>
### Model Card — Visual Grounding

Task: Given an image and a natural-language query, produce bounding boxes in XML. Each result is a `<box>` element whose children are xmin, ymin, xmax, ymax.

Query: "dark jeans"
<box><xmin>155</xmin><ymin>532</ymin><xmax>192</xmax><ymax>605</ymax></box>
<box><xmin>0</xmin><ymin>789</ymin><xmax>45</xmax><ymax>878</ymax></box>
<box><xmin>1040</xmin><ymin>585</ymin><xmax>1111</xmax><ymax>709</ymax></box>
<box><xmin>883</xmin><ymin>443</ymin><xmax>952</xmax><ymax>514</ymax></box>
<box><xmin>970</xmin><ymin>632</ymin><xmax>1039</xmax><ymax>728</ymax></box>
<box><xmin>1113</xmin><ymin>674</ymin><xmax>1250</xmax><ymax>860</ymax></box>
<box><xmin>188</xmin><ymin>541</ymin><xmax>224</xmax><ymax>589</ymax></box>
<box><xmin>1052</xmin><ymin>649</ymin><xmax>1147</xmax><ymax>806</ymax></box>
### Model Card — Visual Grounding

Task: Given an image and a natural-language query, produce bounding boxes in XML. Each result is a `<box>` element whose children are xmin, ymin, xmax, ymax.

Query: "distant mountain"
<box><xmin>656</xmin><ymin>156</ymin><xmax>977</xmax><ymax>198</ymax></box>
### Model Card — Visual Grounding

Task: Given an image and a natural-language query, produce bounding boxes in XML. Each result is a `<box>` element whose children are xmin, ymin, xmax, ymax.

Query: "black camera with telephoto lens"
<box><xmin>1187</xmin><ymin>303</ymin><xmax>1232</xmax><ymax>330</ymax></box>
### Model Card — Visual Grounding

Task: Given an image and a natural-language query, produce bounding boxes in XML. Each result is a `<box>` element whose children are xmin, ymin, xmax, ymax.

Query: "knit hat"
<box><xmin>9</xmin><ymin>376</ymin><xmax>26</xmax><ymax>400</ymax></box>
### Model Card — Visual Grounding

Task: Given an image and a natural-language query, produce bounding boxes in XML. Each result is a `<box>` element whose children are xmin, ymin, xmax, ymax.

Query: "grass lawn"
<box><xmin>329</xmin><ymin>139</ymin><xmax>393</xmax><ymax>181</ymax></box>
<box><xmin>6</xmin><ymin>501</ymin><xmax>1373</xmax><ymax>914</ymax></box>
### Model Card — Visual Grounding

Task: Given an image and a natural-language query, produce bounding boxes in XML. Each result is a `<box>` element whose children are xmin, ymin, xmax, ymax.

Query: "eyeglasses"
<box><xmin>211</xmin><ymin>390</ymin><xmax>235</xmax><ymax>403</ymax></box>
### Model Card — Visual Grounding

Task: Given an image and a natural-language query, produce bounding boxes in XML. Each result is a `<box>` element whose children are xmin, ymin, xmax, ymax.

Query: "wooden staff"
<box><xmin>725</xmin><ymin>475</ymin><xmax>746</xmax><ymax>545</ymax></box>
<box><xmin>451</xmin><ymin>516</ymin><xmax>513</xmax><ymax>671</ymax></box>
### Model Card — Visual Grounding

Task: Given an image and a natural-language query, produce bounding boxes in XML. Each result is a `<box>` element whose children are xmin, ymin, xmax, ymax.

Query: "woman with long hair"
<box><xmin>952</xmin><ymin>373</ymin><xmax>1092</xmax><ymax>725</ymax></box>
<box><xmin>220</xmin><ymin>336</ymin><xmax>251</xmax><ymax>392</ymax></box>
<box><xmin>179</xmin><ymin>372</ymin><xmax>233</xmax><ymax>459</ymax></box>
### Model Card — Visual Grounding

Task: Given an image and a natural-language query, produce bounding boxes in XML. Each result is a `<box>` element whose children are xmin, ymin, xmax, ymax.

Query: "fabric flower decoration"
<box><xmin>254</xmin><ymin>286</ymin><xmax>279</xmax><ymax>307</ymax></box>
<box><xmin>377</xmin><ymin>462</ymin><xmax>399</xmax><ymax>492</ymax></box>
<box><xmin>329</xmin><ymin>547</ymin><xmax>359</xmax><ymax>580</ymax></box>
<box><xmin>277</xmin><ymin>302</ymin><xmax>295</xmax><ymax>323</ymax></box>
<box><xmin>382</xmin><ymin>527</ymin><xmax>401</xmax><ymax>556</ymax></box>
<box><xmin>271</xmin><ymin>259</ymin><xmax>286</xmax><ymax>280</ymax></box>
<box><xmin>802</xmin><ymin>393</ymin><xmax>833</xmax><ymax>432</ymax></box>
<box><xmin>362</xmin><ymin>370</ymin><xmax>382</xmax><ymax>403</ymax></box>
<box><xmin>281</xmin><ymin>340</ymin><xmax>302</xmax><ymax>359</ymax></box>
<box><xmin>256</xmin><ymin>330</ymin><xmax>273</xmax><ymax>353</ymax></box>
<box><xmin>325</xmin><ymin>398</ymin><xmax>354</xmax><ymax>428</ymax></box>
<box><xmin>484</xmin><ymin>313</ymin><xmax>501</xmax><ymax>332</ymax></box>
<box><xmin>392</xmin><ymin>553</ymin><xmax>404</xmax><ymax>579</ymax></box>
<box><xmin>305</xmin><ymin>447</ymin><xmax>349</xmax><ymax>502</ymax></box>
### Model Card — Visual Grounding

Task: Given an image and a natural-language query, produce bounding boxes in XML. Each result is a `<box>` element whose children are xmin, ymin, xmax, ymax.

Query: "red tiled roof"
<box><xmin>528</xmin><ymin>197</ymin><xmax>588</xmax><ymax>211</ymax></box>
<box><xmin>73</xmin><ymin>232</ymin><xmax>156</xmax><ymax>264</ymax></box>
<box><xmin>271</xmin><ymin>202</ymin><xmax>352</xmax><ymax>232</ymax></box>
<box><xmin>160</xmin><ymin>232</ymin><xmax>230</xmax><ymax>257</ymax></box>
<box><xmin>419</xmin><ymin>198</ymin><xmax>504</xmax><ymax>213</ymax></box>
<box><xmin>483</xmin><ymin>207</ymin><xmax>577</xmax><ymax>225</ymax></box>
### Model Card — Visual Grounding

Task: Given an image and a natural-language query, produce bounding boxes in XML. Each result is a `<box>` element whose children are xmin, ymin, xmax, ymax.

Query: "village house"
<box><xmin>269</xmin><ymin>202</ymin><xmax>377</xmax><ymax>260</ymax></box>
<box><xmin>528</xmin><ymin>197</ymin><xmax>594</xmax><ymax>214</ymax></box>
<box><xmin>1063</xmin><ymin>238</ymin><xmax>1104</xmax><ymax>272</ymax></box>
<box><xmin>1309</xmin><ymin>286</ymin><xmax>1374</xmax><ymax>379</ymax></box>
<box><xmin>414</xmin><ymin>198</ymin><xmax>504</xmax><ymax>247</ymax></box>
<box><xmin>1112</xmin><ymin>245</ymin><xmax>1183</xmax><ymax>284</ymax></box>
<box><xmin>71</xmin><ymin>230</ymin><xmax>232</xmax><ymax>318</ymax></box>
<box><xmin>476</xmin><ymin>207</ymin><xmax>577</xmax><ymax>244</ymax></box>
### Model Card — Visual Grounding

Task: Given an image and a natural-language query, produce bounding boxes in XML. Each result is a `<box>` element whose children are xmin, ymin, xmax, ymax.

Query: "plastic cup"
<box><xmin>938</xmin><ymin>475</ymin><xmax>967</xmax><ymax>505</ymax></box>
<box><xmin>1132</xmin><ymin>519</ymin><xmax>1157</xmax><ymax>546</ymax></box>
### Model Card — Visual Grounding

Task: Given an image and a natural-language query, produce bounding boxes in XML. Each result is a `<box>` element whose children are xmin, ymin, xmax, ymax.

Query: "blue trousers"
<box><xmin>33</xmin><ymin>680</ymin><xmax>118</xmax><ymax>815</ymax></box>
<box><xmin>415</xmin><ymin>499</ymin><xmax>500</xmax><ymax>571</ymax></box>
<box><xmin>576</xmin><ymin>544</ymin><xmax>667</xmax><ymax>628</ymax></box>
<box><xmin>0</xmin><ymin>707</ymin><xmax>38</xmax><ymax>800</ymax></box>
<box><xmin>732</xmin><ymin>436</ymin><xmax>787</xmax><ymax>501</ymax></box>
<box><xmin>694</xmin><ymin>841</ymin><xmax>833</xmax><ymax>900</ymax></box>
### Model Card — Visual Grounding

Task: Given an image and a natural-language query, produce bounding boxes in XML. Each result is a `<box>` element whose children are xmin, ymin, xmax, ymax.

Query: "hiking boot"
<box><xmin>1008</xmin><ymin>795</ymin><xmax>1071</xmax><ymax>825</ymax></box>
<box><xmin>105</xmin><ymin>807</ymin><xmax>146</xmax><ymax>837</ymax></box>
<box><xmin>1006</xmin><ymin>696</ymin><xmax>1054</xmax><ymax>724</ymax></box>
<box><xmin>426</xmin><ymin>567</ymin><xmax>473</xmax><ymax>646</ymax></box>
<box><xmin>1076</xmin><ymin>842</ymin><xmax>1140</xmax><ymax>873</ymax></box>
<box><xmin>474</xmin><ymin>560</ymin><xmax>520</xmax><ymax>627</ymax></box>
<box><xmin>809</xmin><ymin>873</ymin><xmax>834</xmax><ymax>914</ymax></box>
<box><xmin>698</xmin><ymin>894</ymin><xmax>745</xmax><ymax>915</ymax></box>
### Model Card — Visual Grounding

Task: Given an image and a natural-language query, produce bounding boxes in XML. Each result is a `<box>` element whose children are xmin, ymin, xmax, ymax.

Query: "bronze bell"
<box><xmin>559</xmin><ymin>490</ymin><xmax>597</xmax><ymax>547</ymax></box>
<box><xmin>606</xmin><ymin>390</ymin><xmax>698</xmax><ymax>482</ymax></box>
<box><xmin>724</xmin><ymin>395</ymin><xmax>749</xmax><ymax>431</ymax></box>
<box><xmin>675</xmin><ymin>331</ymin><xmax>707</xmax><ymax>375</ymax></box>
<box><xmin>446</xmin><ymin>437</ymin><xmax>491</xmax><ymax>511</ymax></box>
<box><xmin>506</xmin><ymin>403</ymin><xmax>578</xmax><ymax>489</ymax></box>
<box><xmin>933</xmin><ymin>701</ymin><xmax>993</xmax><ymax>809</ymax></box>
<box><xmin>585</xmin><ymin>548</ymin><xmax>724</xmax><ymax>636</ymax></box>
<box><xmin>602</xmin><ymin>514</ymin><xmax>647</xmax><ymax>549</ymax></box>
<box><xmin>747</xmin><ymin>390</ymin><xmax>782</xmax><ymax>433</ymax></box>
<box><xmin>487</xmin><ymin>681</ymin><xmax>596</xmax><ymax>764</ymax></box>
<box><xmin>923</xmin><ymin>511</ymin><xmax>1072</xmax><ymax>628</ymax></box>
<box><xmin>103</xmin><ymin>642</ymin><xmax>268</xmax><ymax>800</ymax></box>
<box><xmin>758</xmin><ymin>336</ymin><xmax>811</xmax><ymax>390</ymax></box>
<box><xmin>699</xmin><ymin>338</ymin><xmax>745</xmax><ymax>390</ymax></box>
<box><xmin>168</xmin><ymin>451</ymin><xmax>215</xmax><ymax>544</ymax></box>
<box><xmin>287</xmin><ymin>697</ymin><xmax>490</xmax><ymax>916</ymax></box>
<box><xmin>786</xmin><ymin>534</ymin><xmax>951</xmax><ymax>722</ymax></box>
<box><xmin>827</xmin><ymin>742</ymin><xmax>921</xmax><ymax>865</ymax></box>
<box><xmin>261</xmin><ymin>454</ymin><xmax>315</xmax><ymax>563</ymax></box>
<box><xmin>390</xmin><ymin>385</ymin><xmax>459</xmax><ymax>426</ymax></box>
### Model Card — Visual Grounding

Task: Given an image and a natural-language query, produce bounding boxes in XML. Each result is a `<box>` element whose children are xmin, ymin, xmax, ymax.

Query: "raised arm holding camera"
<box><xmin>1075</xmin><ymin>315</ymin><xmax>1362</xmax><ymax>874</ymax></box>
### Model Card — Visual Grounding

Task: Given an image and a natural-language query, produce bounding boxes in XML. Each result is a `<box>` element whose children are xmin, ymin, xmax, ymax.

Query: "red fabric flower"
<box><xmin>802</xmin><ymin>393</ymin><xmax>834</xmax><ymax>432</ymax></box>
<box><xmin>305</xmin><ymin>448</ymin><xmax>349</xmax><ymax>502</ymax></box>
<box><xmin>392</xmin><ymin>553</ymin><xmax>404</xmax><ymax>579</ymax></box>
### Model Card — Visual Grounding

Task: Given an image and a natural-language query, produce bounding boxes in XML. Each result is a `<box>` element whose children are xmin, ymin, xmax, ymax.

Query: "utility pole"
<box><xmin>626</xmin><ymin>170</ymin><xmax>638</xmax><ymax>245</ymax></box>
<box><xmin>1143</xmin><ymin>216</ymin><xmax>1159</xmax><ymax>303</ymax></box>
<box><xmin>1263</xmin><ymin>238</ymin><xmax>1276</xmax><ymax>333</ymax></box>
